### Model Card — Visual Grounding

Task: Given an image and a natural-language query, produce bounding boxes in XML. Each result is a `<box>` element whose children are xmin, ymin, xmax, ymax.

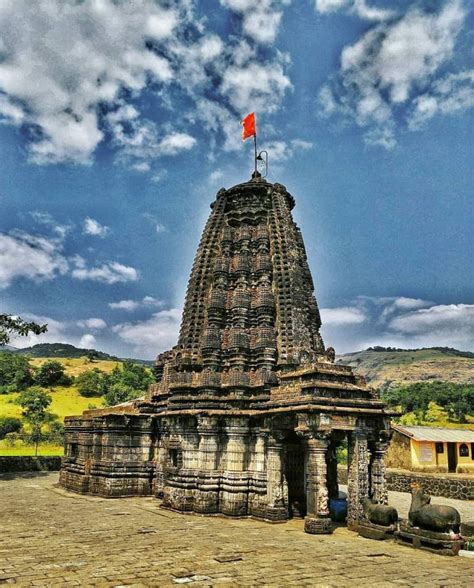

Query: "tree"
<box><xmin>0</xmin><ymin>353</ymin><xmax>34</xmax><ymax>392</ymax></box>
<box><xmin>35</xmin><ymin>360</ymin><xmax>71</xmax><ymax>387</ymax></box>
<box><xmin>0</xmin><ymin>416</ymin><xmax>22</xmax><ymax>439</ymax></box>
<box><xmin>76</xmin><ymin>368</ymin><xmax>108</xmax><ymax>397</ymax></box>
<box><xmin>104</xmin><ymin>382</ymin><xmax>136</xmax><ymax>406</ymax></box>
<box><xmin>0</xmin><ymin>314</ymin><xmax>47</xmax><ymax>346</ymax></box>
<box><xmin>16</xmin><ymin>387</ymin><xmax>53</xmax><ymax>456</ymax></box>
<box><xmin>109</xmin><ymin>361</ymin><xmax>153</xmax><ymax>391</ymax></box>
<box><xmin>86</xmin><ymin>350</ymin><xmax>99</xmax><ymax>363</ymax></box>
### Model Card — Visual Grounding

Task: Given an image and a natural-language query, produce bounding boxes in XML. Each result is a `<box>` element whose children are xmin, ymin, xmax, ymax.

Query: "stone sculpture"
<box><xmin>408</xmin><ymin>487</ymin><xmax>460</xmax><ymax>534</ymax></box>
<box><xmin>362</xmin><ymin>497</ymin><xmax>398</xmax><ymax>527</ymax></box>
<box><xmin>60</xmin><ymin>172</ymin><xmax>393</xmax><ymax>535</ymax></box>
<box><xmin>357</xmin><ymin>497</ymin><xmax>398</xmax><ymax>540</ymax></box>
<box><xmin>396</xmin><ymin>486</ymin><xmax>464</xmax><ymax>555</ymax></box>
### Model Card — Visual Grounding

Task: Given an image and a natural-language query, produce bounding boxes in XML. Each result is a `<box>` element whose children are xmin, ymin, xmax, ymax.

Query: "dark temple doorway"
<box><xmin>447</xmin><ymin>443</ymin><xmax>457</xmax><ymax>473</ymax></box>
<box><xmin>284</xmin><ymin>432</ymin><xmax>306</xmax><ymax>518</ymax></box>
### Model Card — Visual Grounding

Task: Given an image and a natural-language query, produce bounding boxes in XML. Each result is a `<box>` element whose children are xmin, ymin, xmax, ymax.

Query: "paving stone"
<box><xmin>1</xmin><ymin>473</ymin><xmax>473</xmax><ymax>587</ymax></box>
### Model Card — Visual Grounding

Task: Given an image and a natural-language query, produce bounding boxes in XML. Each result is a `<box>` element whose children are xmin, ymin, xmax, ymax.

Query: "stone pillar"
<box><xmin>195</xmin><ymin>416</ymin><xmax>221</xmax><ymax>514</ymax></box>
<box><xmin>197</xmin><ymin>416</ymin><xmax>220</xmax><ymax>470</ymax></box>
<box><xmin>248</xmin><ymin>428</ymin><xmax>267</xmax><ymax>519</ymax></box>
<box><xmin>265</xmin><ymin>431</ymin><xmax>288</xmax><ymax>521</ymax></box>
<box><xmin>221</xmin><ymin>418</ymin><xmax>249</xmax><ymax>516</ymax></box>
<box><xmin>370</xmin><ymin>436</ymin><xmax>390</xmax><ymax>505</ymax></box>
<box><xmin>326</xmin><ymin>441</ymin><xmax>339</xmax><ymax>500</ymax></box>
<box><xmin>304</xmin><ymin>433</ymin><xmax>333</xmax><ymax>534</ymax></box>
<box><xmin>347</xmin><ymin>431</ymin><xmax>369</xmax><ymax>531</ymax></box>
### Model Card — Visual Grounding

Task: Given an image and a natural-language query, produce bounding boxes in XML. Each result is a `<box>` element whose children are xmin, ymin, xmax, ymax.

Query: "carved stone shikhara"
<box><xmin>60</xmin><ymin>173</ymin><xmax>392</xmax><ymax>533</ymax></box>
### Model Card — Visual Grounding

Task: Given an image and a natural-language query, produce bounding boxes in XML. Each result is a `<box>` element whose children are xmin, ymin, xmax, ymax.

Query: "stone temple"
<box><xmin>60</xmin><ymin>172</ymin><xmax>392</xmax><ymax>534</ymax></box>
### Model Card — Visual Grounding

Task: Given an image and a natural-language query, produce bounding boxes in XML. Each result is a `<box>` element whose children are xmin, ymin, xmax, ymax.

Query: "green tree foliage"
<box><xmin>109</xmin><ymin>361</ymin><xmax>153</xmax><ymax>391</ymax></box>
<box><xmin>16</xmin><ymin>387</ymin><xmax>53</xmax><ymax>455</ymax></box>
<box><xmin>0</xmin><ymin>416</ymin><xmax>23</xmax><ymax>439</ymax></box>
<box><xmin>46</xmin><ymin>419</ymin><xmax>65</xmax><ymax>444</ymax></box>
<box><xmin>0</xmin><ymin>352</ymin><xmax>34</xmax><ymax>392</ymax></box>
<box><xmin>85</xmin><ymin>350</ymin><xmax>99</xmax><ymax>363</ymax></box>
<box><xmin>382</xmin><ymin>381</ymin><xmax>474</xmax><ymax>424</ymax></box>
<box><xmin>0</xmin><ymin>314</ymin><xmax>47</xmax><ymax>346</ymax></box>
<box><xmin>76</xmin><ymin>368</ymin><xmax>108</xmax><ymax>397</ymax></box>
<box><xmin>104</xmin><ymin>362</ymin><xmax>153</xmax><ymax>406</ymax></box>
<box><xmin>35</xmin><ymin>360</ymin><xmax>72</xmax><ymax>387</ymax></box>
<box><xmin>104</xmin><ymin>382</ymin><xmax>137</xmax><ymax>406</ymax></box>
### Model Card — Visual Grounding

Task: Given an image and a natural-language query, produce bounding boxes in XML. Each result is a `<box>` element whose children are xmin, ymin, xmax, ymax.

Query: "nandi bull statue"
<box><xmin>408</xmin><ymin>486</ymin><xmax>460</xmax><ymax>534</ymax></box>
<box><xmin>396</xmin><ymin>484</ymin><xmax>464</xmax><ymax>556</ymax></box>
<box><xmin>357</xmin><ymin>498</ymin><xmax>399</xmax><ymax>541</ymax></box>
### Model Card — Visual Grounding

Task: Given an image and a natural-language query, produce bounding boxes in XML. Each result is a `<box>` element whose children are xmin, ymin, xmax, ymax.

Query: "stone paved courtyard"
<box><xmin>1</xmin><ymin>473</ymin><xmax>473</xmax><ymax>587</ymax></box>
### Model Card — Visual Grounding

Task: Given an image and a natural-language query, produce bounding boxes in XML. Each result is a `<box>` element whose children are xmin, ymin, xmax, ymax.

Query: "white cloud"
<box><xmin>79</xmin><ymin>333</ymin><xmax>97</xmax><ymax>349</ymax></box>
<box><xmin>155</xmin><ymin>223</ymin><xmax>167</xmax><ymax>234</ymax></box>
<box><xmin>389</xmin><ymin>304</ymin><xmax>474</xmax><ymax>336</ymax></box>
<box><xmin>0</xmin><ymin>231</ymin><xmax>68</xmax><ymax>289</ymax></box>
<box><xmin>321</xmin><ymin>306</ymin><xmax>366</xmax><ymax>326</ymax></box>
<box><xmin>0</xmin><ymin>1</ymin><xmax>176</xmax><ymax>164</ymax></box>
<box><xmin>71</xmin><ymin>260</ymin><xmax>138</xmax><ymax>284</ymax></box>
<box><xmin>8</xmin><ymin>313</ymin><xmax>69</xmax><ymax>348</ymax></box>
<box><xmin>379</xmin><ymin>296</ymin><xmax>433</xmax><ymax>321</ymax></box>
<box><xmin>315</xmin><ymin>0</ymin><xmax>395</xmax><ymax>21</ymax></box>
<box><xmin>209</xmin><ymin>169</ymin><xmax>225</xmax><ymax>183</ymax></box>
<box><xmin>30</xmin><ymin>211</ymin><xmax>71</xmax><ymax>239</ymax></box>
<box><xmin>113</xmin><ymin>308</ymin><xmax>182</xmax><ymax>356</ymax></box>
<box><xmin>409</xmin><ymin>70</ymin><xmax>474</xmax><ymax>129</ymax></box>
<box><xmin>319</xmin><ymin>0</ymin><xmax>468</xmax><ymax>147</ymax></box>
<box><xmin>83</xmin><ymin>217</ymin><xmax>109</xmax><ymax>238</ymax></box>
<box><xmin>0</xmin><ymin>1</ymin><xmax>291</xmax><ymax>167</ymax></box>
<box><xmin>221</xmin><ymin>61</ymin><xmax>292</xmax><ymax>113</ymax></box>
<box><xmin>321</xmin><ymin>296</ymin><xmax>474</xmax><ymax>353</ymax></box>
<box><xmin>315</xmin><ymin>0</ymin><xmax>348</xmax><ymax>13</ymax></box>
<box><xmin>157</xmin><ymin>132</ymin><xmax>196</xmax><ymax>156</ymax></box>
<box><xmin>77</xmin><ymin>318</ymin><xmax>107</xmax><ymax>330</ymax></box>
<box><xmin>220</xmin><ymin>0</ymin><xmax>286</xmax><ymax>44</ymax></box>
<box><xmin>265</xmin><ymin>138</ymin><xmax>314</xmax><ymax>162</ymax></box>
<box><xmin>109</xmin><ymin>297</ymin><xmax>164</xmax><ymax>311</ymax></box>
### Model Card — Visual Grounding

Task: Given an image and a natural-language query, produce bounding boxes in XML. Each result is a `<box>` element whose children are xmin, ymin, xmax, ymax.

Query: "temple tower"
<box><xmin>60</xmin><ymin>173</ymin><xmax>393</xmax><ymax>534</ymax></box>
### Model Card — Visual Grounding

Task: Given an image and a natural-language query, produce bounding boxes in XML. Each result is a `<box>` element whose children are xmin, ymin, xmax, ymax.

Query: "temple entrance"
<box><xmin>284</xmin><ymin>432</ymin><xmax>306</xmax><ymax>518</ymax></box>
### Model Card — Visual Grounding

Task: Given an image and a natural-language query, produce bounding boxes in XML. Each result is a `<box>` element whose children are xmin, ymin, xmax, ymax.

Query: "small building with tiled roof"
<box><xmin>388</xmin><ymin>424</ymin><xmax>474</xmax><ymax>474</ymax></box>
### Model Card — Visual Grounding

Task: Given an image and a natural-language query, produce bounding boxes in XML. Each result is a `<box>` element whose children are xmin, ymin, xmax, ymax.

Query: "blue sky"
<box><xmin>0</xmin><ymin>0</ymin><xmax>473</xmax><ymax>359</ymax></box>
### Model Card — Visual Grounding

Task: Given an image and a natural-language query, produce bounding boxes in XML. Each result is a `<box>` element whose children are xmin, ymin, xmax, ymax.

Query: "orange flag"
<box><xmin>241</xmin><ymin>112</ymin><xmax>256</xmax><ymax>141</ymax></box>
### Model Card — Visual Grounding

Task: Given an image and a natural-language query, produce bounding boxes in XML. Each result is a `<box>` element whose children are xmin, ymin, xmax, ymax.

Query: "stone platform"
<box><xmin>1</xmin><ymin>473</ymin><xmax>473</xmax><ymax>587</ymax></box>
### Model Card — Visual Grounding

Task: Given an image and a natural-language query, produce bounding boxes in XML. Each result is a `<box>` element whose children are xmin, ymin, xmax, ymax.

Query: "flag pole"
<box><xmin>253</xmin><ymin>133</ymin><xmax>257</xmax><ymax>174</ymax></box>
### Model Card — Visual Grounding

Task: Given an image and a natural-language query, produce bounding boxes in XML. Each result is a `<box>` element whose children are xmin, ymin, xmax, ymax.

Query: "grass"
<box><xmin>0</xmin><ymin>357</ymin><xmax>113</xmax><ymax>456</ymax></box>
<box><xmin>0</xmin><ymin>439</ymin><xmax>63</xmax><ymax>456</ymax></box>
<box><xmin>0</xmin><ymin>386</ymin><xmax>104</xmax><ymax>421</ymax></box>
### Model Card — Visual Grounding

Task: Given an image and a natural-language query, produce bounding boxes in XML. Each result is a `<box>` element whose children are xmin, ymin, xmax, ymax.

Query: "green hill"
<box><xmin>337</xmin><ymin>347</ymin><xmax>474</xmax><ymax>389</ymax></box>
<box><xmin>5</xmin><ymin>342</ymin><xmax>153</xmax><ymax>365</ymax></box>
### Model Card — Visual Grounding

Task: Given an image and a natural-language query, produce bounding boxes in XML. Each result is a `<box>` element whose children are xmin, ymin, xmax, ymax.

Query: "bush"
<box><xmin>76</xmin><ymin>368</ymin><xmax>108</xmax><ymax>397</ymax></box>
<box><xmin>35</xmin><ymin>360</ymin><xmax>72</xmax><ymax>387</ymax></box>
<box><xmin>0</xmin><ymin>353</ymin><xmax>34</xmax><ymax>391</ymax></box>
<box><xmin>0</xmin><ymin>416</ymin><xmax>23</xmax><ymax>439</ymax></box>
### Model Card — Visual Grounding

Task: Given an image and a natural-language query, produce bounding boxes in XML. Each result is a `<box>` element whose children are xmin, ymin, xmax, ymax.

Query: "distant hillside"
<box><xmin>3</xmin><ymin>342</ymin><xmax>153</xmax><ymax>365</ymax></box>
<box><xmin>337</xmin><ymin>347</ymin><xmax>474</xmax><ymax>389</ymax></box>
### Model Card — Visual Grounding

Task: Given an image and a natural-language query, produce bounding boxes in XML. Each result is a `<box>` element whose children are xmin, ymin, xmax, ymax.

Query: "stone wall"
<box><xmin>337</xmin><ymin>465</ymin><xmax>474</xmax><ymax>500</ymax></box>
<box><xmin>0</xmin><ymin>456</ymin><xmax>62</xmax><ymax>473</ymax></box>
